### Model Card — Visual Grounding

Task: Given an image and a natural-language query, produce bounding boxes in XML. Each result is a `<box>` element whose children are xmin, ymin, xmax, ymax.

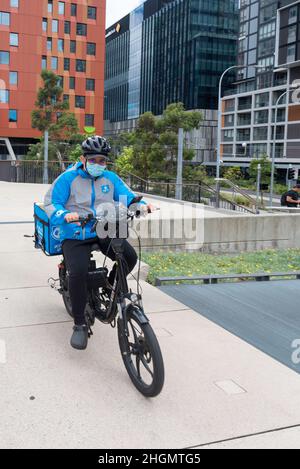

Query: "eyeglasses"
<box><xmin>87</xmin><ymin>157</ymin><xmax>107</xmax><ymax>165</ymax></box>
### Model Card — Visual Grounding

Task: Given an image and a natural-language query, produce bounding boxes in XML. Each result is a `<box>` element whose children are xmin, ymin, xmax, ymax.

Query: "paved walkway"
<box><xmin>0</xmin><ymin>183</ymin><xmax>300</xmax><ymax>448</ymax></box>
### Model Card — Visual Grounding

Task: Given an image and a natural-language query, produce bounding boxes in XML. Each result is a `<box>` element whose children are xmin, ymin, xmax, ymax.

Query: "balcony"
<box><xmin>237</xmin><ymin>113</ymin><xmax>251</xmax><ymax>126</ymax></box>
<box><xmin>238</xmin><ymin>96</ymin><xmax>252</xmax><ymax>110</ymax></box>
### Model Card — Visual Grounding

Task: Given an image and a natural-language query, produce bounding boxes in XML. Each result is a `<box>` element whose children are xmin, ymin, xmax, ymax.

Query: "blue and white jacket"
<box><xmin>44</xmin><ymin>162</ymin><xmax>145</xmax><ymax>242</ymax></box>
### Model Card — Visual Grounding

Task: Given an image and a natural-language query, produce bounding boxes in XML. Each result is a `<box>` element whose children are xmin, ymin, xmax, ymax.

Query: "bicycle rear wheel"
<box><xmin>118</xmin><ymin>306</ymin><xmax>165</xmax><ymax>398</ymax></box>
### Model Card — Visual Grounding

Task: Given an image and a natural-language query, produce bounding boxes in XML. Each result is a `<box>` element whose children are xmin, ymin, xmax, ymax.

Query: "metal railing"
<box><xmin>0</xmin><ymin>160</ymin><xmax>256</xmax><ymax>214</ymax></box>
<box><xmin>125</xmin><ymin>173</ymin><xmax>256</xmax><ymax>214</ymax></box>
<box><xmin>215</xmin><ymin>178</ymin><xmax>258</xmax><ymax>214</ymax></box>
<box><xmin>0</xmin><ymin>159</ymin><xmax>67</xmax><ymax>184</ymax></box>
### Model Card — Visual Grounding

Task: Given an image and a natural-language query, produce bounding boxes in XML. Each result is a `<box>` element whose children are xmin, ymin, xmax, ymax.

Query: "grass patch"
<box><xmin>142</xmin><ymin>249</ymin><xmax>300</xmax><ymax>285</ymax></box>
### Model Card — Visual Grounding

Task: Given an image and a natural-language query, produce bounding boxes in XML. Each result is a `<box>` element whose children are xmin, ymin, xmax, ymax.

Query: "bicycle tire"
<box><xmin>117</xmin><ymin>307</ymin><xmax>165</xmax><ymax>398</ymax></box>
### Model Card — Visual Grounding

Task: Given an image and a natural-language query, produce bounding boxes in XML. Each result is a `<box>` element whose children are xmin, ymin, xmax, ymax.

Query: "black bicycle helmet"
<box><xmin>82</xmin><ymin>136</ymin><xmax>111</xmax><ymax>157</ymax></box>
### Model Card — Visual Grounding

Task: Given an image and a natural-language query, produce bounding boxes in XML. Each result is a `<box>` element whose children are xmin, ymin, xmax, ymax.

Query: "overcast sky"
<box><xmin>106</xmin><ymin>0</ymin><xmax>144</xmax><ymax>27</ymax></box>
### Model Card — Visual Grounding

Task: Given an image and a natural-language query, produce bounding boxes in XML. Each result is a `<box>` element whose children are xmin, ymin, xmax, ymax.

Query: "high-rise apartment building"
<box><xmin>0</xmin><ymin>0</ymin><xmax>105</xmax><ymax>159</ymax></box>
<box><xmin>221</xmin><ymin>0</ymin><xmax>300</xmax><ymax>170</ymax></box>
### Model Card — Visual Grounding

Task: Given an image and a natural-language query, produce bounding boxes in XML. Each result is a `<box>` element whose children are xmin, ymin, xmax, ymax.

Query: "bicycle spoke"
<box><xmin>136</xmin><ymin>355</ymin><xmax>142</xmax><ymax>380</ymax></box>
<box><xmin>139</xmin><ymin>353</ymin><xmax>154</xmax><ymax>378</ymax></box>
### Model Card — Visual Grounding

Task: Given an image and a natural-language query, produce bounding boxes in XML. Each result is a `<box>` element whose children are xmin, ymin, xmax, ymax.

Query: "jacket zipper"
<box><xmin>91</xmin><ymin>179</ymin><xmax>96</xmax><ymax>216</ymax></box>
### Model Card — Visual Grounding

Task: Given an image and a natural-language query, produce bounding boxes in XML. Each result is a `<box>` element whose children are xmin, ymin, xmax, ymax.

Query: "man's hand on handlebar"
<box><xmin>146</xmin><ymin>203</ymin><xmax>158</xmax><ymax>214</ymax></box>
<box><xmin>65</xmin><ymin>212</ymin><xmax>81</xmax><ymax>225</ymax></box>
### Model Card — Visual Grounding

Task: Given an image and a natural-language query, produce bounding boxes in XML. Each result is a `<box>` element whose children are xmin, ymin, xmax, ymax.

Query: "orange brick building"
<box><xmin>0</xmin><ymin>0</ymin><xmax>105</xmax><ymax>158</ymax></box>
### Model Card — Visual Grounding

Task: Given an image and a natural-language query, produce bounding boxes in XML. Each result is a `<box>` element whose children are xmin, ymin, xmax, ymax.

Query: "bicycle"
<box><xmin>50</xmin><ymin>197</ymin><xmax>165</xmax><ymax>398</ymax></box>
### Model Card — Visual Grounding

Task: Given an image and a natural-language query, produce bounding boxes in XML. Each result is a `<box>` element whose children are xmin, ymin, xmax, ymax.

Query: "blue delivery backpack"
<box><xmin>34</xmin><ymin>203</ymin><xmax>63</xmax><ymax>256</ymax></box>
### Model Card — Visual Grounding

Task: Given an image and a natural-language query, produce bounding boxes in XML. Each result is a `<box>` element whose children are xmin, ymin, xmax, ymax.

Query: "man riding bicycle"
<box><xmin>44</xmin><ymin>136</ymin><xmax>154</xmax><ymax>351</ymax></box>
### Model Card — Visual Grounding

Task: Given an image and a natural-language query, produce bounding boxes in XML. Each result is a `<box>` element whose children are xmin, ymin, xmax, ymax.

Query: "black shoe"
<box><xmin>70</xmin><ymin>325</ymin><xmax>88</xmax><ymax>350</ymax></box>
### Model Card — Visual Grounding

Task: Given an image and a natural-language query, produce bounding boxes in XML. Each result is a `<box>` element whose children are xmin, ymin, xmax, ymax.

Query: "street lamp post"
<box><xmin>269</xmin><ymin>83</ymin><xmax>298</xmax><ymax>206</ymax></box>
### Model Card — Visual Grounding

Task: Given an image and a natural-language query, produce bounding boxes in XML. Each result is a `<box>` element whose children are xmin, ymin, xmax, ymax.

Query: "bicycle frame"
<box><xmin>105</xmin><ymin>237</ymin><xmax>147</xmax><ymax>337</ymax></box>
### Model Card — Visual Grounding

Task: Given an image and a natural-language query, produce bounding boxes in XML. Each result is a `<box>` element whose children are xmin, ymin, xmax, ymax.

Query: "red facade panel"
<box><xmin>0</xmin><ymin>0</ymin><xmax>105</xmax><ymax>139</ymax></box>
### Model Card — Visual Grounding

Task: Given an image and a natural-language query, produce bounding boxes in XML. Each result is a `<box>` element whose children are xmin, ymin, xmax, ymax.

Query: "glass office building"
<box><xmin>105</xmin><ymin>0</ymin><xmax>239</xmax><ymax>123</ymax></box>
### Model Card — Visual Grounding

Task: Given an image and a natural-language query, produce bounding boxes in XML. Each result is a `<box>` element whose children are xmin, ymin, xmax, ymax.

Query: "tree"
<box><xmin>249</xmin><ymin>154</ymin><xmax>273</xmax><ymax>185</ymax></box>
<box><xmin>114</xmin><ymin>103</ymin><xmax>203</xmax><ymax>180</ymax></box>
<box><xmin>223</xmin><ymin>166</ymin><xmax>243</xmax><ymax>184</ymax></box>
<box><xmin>114</xmin><ymin>147</ymin><xmax>135</xmax><ymax>177</ymax></box>
<box><xmin>31</xmin><ymin>70</ymin><xmax>80</xmax><ymax>174</ymax></box>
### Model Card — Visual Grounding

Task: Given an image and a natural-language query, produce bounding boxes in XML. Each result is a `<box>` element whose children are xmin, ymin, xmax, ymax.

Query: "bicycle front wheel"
<box><xmin>118</xmin><ymin>307</ymin><xmax>165</xmax><ymax>398</ymax></box>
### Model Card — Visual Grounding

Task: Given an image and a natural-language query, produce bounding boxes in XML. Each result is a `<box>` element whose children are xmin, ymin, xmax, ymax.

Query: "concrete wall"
<box><xmin>129</xmin><ymin>194</ymin><xmax>300</xmax><ymax>253</ymax></box>
<box><xmin>201</xmin><ymin>213</ymin><xmax>299</xmax><ymax>253</ymax></box>
<box><xmin>130</xmin><ymin>212</ymin><xmax>300</xmax><ymax>253</ymax></box>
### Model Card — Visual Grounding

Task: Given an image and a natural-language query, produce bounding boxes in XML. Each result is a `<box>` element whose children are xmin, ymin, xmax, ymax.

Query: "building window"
<box><xmin>257</xmin><ymin>55</ymin><xmax>274</xmax><ymax>71</ymax></box>
<box><xmin>48</xmin><ymin>1</ymin><xmax>53</xmax><ymax>14</ymax></box>
<box><xmin>0</xmin><ymin>51</ymin><xmax>9</xmax><ymax>65</ymax></box>
<box><xmin>288</xmin><ymin>25</ymin><xmax>297</xmax><ymax>44</ymax></box>
<box><xmin>87</xmin><ymin>6</ymin><xmax>97</xmax><ymax>20</ymax></box>
<box><xmin>224</xmin><ymin>114</ymin><xmax>234</xmax><ymax>127</ymax></box>
<box><xmin>71</xmin><ymin>3</ymin><xmax>77</xmax><ymax>17</ymax></box>
<box><xmin>254</xmin><ymin>110</ymin><xmax>269</xmax><ymax>124</ymax></box>
<box><xmin>255</xmin><ymin>92</ymin><xmax>269</xmax><ymax>108</ymax></box>
<box><xmin>64</xmin><ymin>58</ymin><xmax>70</xmax><ymax>71</ymax></box>
<box><xmin>222</xmin><ymin>129</ymin><xmax>234</xmax><ymax>142</ymax></box>
<box><xmin>289</xmin><ymin>6</ymin><xmax>298</xmax><ymax>24</ymax></box>
<box><xmin>70</xmin><ymin>40</ymin><xmax>76</xmax><ymax>53</ymax></box>
<box><xmin>58</xmin><ymin>76</ymin><xmax>64</xmax><ymax>88</ymax></box>
<box><xmin>69</xmin><ymin>76</ymin><xmax>75</xmax><ymax>89</ymax></box>
<box><xmin>272</xmin><ymin>108</ymin><xmax>286</xmax><ymax>123</ymax></box>
<box><xmin>10</xmin><ymin>0</ymin><xmax>19</xmax><ymax>7</ymax></box>
<box><xmin>0</xmin><ymin>90</ymin><xmax>9</xmax><ymax>103</ymax></box>
<box><xmin>58</xmin><ymin>39</ymin><xmax>64</xmax><ymax>52</ymax></box>
<box><xmin>63</xmin><ymin>94</ymin><xmax>69</xmax><ymax>102</ymax></box>
<box><xmin>42</xmin><ymin>56</ymin><xmax>47</xmax><ymax>69</ymax></box>
<box><xmin>9</xmin><ymin>109</ymin><xmax>17</xmax><ymax>123</ymax></box>
<box><xmin>252</xmin><ymin>143</ymin><xmax>267</xmax><ymax>158</ymax></box>
<box><xmin>42</xmin><ymin>18</ymin><xmax>48</xmax><ymax>32</ymax></box>
<box><xmin>58</xmin><ymin>2</ymin><xmax>65</xmax><ymax>15</ymax></box>
<box><xmin>253</xmin><ymin>127</ymin><xmax>268</xmax><ymax>141</ymax></box>
<box><xmin>47</xmin><ymin>37</ymin><xmax>52</xmax><ymax>51</ymax></box>
<box><xmin>258</xmin><ymin>37</ymin><xmax>275</xmax><ymax>58</ymax></box>
<box><xmin>76</xmin><ymin>59</ymin><xmax>86</xmax><ymax>72</ymax></box>
<box><xmin>9</xmin><ymin>71</ymin><xmax>18</xmax><ymax>85</ymax></box>
<box><xmin>51</xmin><ymin>57</ymin><xmax>58</xmax><ymax>70</ymax></box>
<box><xmin>287</xmin><ymin>44</ymin><xmax>296</xmax><ymax>63</ymax></box>
<box><xmin>236</xmin><ymin>128</ymin><xmax>250</xmax><ymax>141</ymax></box>
<box><xmin>76</xmin><ymin>23</ymin><xmax>87</xmax><ymax>36</ymax></box>
<box><xmin>64</xmin><ymin>20</ymin><xmax>70</xmax><ymax>34</ymax></box>
<box><xmin>237</xmin><ymin>113</ymin><xmax>251</xmax><ymax>126</ymax></box>
<box><xmin>260</xmin><ymin>3</ymin><xmax>277</xmax><ymax>23</ymax></box>
<box><xmin>52</xmin><ymin>19</ymin><xmax>58</xmax><ymax>34</ymax></box>
<box><xmin>87</xmin><ymin>42</ymin><xmax>96</xmax><ymax>55</ymax></box>
<box><xmin>85</xmin><ymin>114</ymin><xmax>94</xmax><ymax>126</ymax></box>
<box><xmin>86</xmin><ymin>79</ymin><xmax>95</xmax><ymax>91</ymax></box>
<box><xmin>224</xmin><ymin>99</ymin><xmax>235</xmax><ymax>112</ymax></box>
<box><xmin>259</xmin><ymin>21</ymin><xmax>276</xmax><ymax>40</ymax></box>
<box><xmin>0</xmin><ymin>12</ymin><xmax>10</xmax><ymax>26</ymax></box>
<box><xmin>75</xmin><ymin>96</ymin><xmax>85</xmax><ymax>108</ymax></box>
<box><xmin>10</xmin><ymin>33</ymin><xmax>18</xmax><ymax>47</ymax></box>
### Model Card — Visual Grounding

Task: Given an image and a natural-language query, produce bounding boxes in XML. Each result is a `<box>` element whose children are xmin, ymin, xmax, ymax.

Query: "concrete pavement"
<box><xmin>0</xmin><ymin>183</ymin><xmax>300</xmax><ymax>448</ymax></box>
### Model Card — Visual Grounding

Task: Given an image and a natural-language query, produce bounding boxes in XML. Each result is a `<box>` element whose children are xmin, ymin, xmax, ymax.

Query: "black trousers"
<box><xmin>62</xmin><ymin>238</ymin><xmax>138</xmax><ymax>326</ymax></box>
